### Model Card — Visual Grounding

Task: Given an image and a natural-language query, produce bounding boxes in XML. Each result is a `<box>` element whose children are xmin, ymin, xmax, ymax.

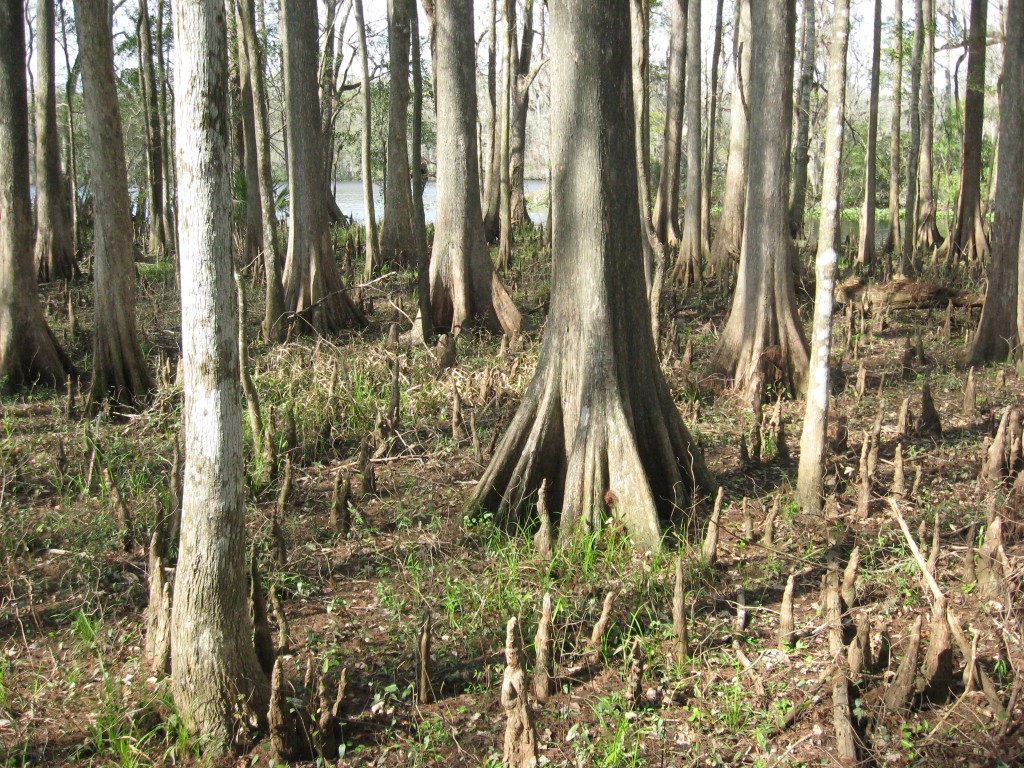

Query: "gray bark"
<box><xmin>652</xmin><ymin>0</ymin><xmax>686</xmax><ymax>248</ymax></box>
<box><xmin>788</xmin><ymin>0</ymin><xmax>815</xmax><ymax>237</ymax></box>
<box><xmin>915</xmin><ymin>0</ymin><xmax>943</xmax><ymax>253</ymax></box>
<box><xmin>428</xmin><ymin>0</ymin><xmax>520</xmax><ymax>337</ymax></box>
<box><xmin>700</xmin><ymin>0</ymin><xmax>725</xmax><ymax>264</ymax></box>
<box><xmin>708</xmin><ymin>0</ymin><xmax>750</xmax><ymax>276</ymax></box>
<box><xmin>902</xmin><ymin>0</ymin><xmax>923</xmax><ymax>272</ymax></box>
<box><xmin>496</xmin><ymin>0</ymin><xmax>514</xmax><ymax>271</ymax></box>
<box><xmin>469</xmin><ymin>0</ymin><xmax>711</xmax><ymax>553</ymax></box>
<box><xmin>281</xmin><ymin>0</ymin><xmax>365</xmax><ymax>333</ymax></box>
<box><xmin>169</xmin><ymin>0</ymin><xmax>268</xmax><ymax>752</ymax></box>
<box><xmin>509</xmin><ymin>0</ymin><xmax>536</xmax><ymax>228</ymax></box>
<box><xmin>797</xmin><ymin>0</ymin><xmax>850</xmax><ymax>513</ymax></box>
<box><xmin>672</xmin><ymin>0</ymin><xmax>701</xmax><ymax>286</ymax></box>
<box><xmin>235</xmin><ymin>0</ymin><xmax>263</xmax><ymax>274</ymax></box>
<box><xmin>34</xmin><ymin>0</ymin><xmax>76</xmax><ymax>283</ymax></box>
<box><xmin>708</xmin><ymin>0</ymin><xmax>808</xmax><ymax>401</ymax></box>
<box><xmin>883</xmin><ymin>0</ymin><xmax>904</xmax><ymax>258</ymax></box>
<box><xmin>856</xmin><ymin>0</ymin><xmax>882</xmax><ymax>268</ymax></box>
<box><xmin>971</xmin><ymin>0</ymin><xmax>1022</xmax><ymax>363</ymax></box>
<box><xmin>137</xmin><ymin>0</ymin><xmax>167</xmax><ymax>260</ymax></box>
<box><xmin>354</xmin><ymin>0</ymin><xmax>381</xmax><ymax>282</ymax></box>
<box><xmin>379</xmin><ymin>0</ymin><xmax>417</xmax><ymax>268</ymax></box>
<box><xmin>0</xmin><ymin>0</ymin><xmax>72</xmax><ymax>389</ymax></box>
<box><xmin>75</xmin><ymin>0</ymin><xmax>153</xmax><ymax>412</ymax></box>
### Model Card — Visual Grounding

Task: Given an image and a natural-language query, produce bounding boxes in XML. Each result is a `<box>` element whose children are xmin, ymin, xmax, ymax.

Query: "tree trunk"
<box><xmin>672</xmin><ymin>0</ymin><xmax>701</xmax><ymax>286</ymax></box>
<box><xmin>379</xmin><ymin>0</ymin><xmax>417</xmax><ymax>269</ymax></box>
<box><xmin>883</xmin><ymin>0</ymin><xmax>904</xmax><ymax>259</ymax></box>
<box><xmin>156</xmin><ymin>0</ymin><xmax>176</xmax><ymax>259</ymax></box>
<box><xmin>428</xmin><ymin>0</ymin><xmax>520</xmax><ymax>337</ymax></box>
<box><xmin>788</xmin><ymin>0</ymin><xmax>815</xmax><ymax>238</ymax></box>
<box><xmin>469</xmin><ymin>0</ymin><xmax>711</xmax><ymax>553</ymax></box>
<box><xmin>409</xmin><ymin>2</ymin><xmax>432</xmax><ymax>342</ymax></box>
<box><xmin>0</xmin><ymin>0</ymin><xmax>72</xmax><ymax>390</ymax></box>
<box><xmin>856</xmin><ymin>0</ymin><xmax>882</xmax><ymax>268</ymax></box>
<box><xmin>57</xmin><ymin>0</ymin><xmax>81</xmax><ymax>261</ymax></box>
<box><xmin>915</xmin><ymin>0</ymin><xmax>943</xmax><ymax>254</ymax></box>
<box><xmin>652</xmin><ymin>0</ymin><xmax>686</xmax><ymax>248</ymax></box>
<box><xmin>169</xmin><ymin>0</ymin><xmax>269</xmax><ymax>752</ymax></box>
<box><xmin>708</xmin><ymin>0</ymin><xmax>750</xmax><ymax>276</ymax></box>
<box><xmin>496</xmin><ymin>0</ymin><xmax>515</xmax><ymax>271</ymax></box>
<box><xmin>281</xmin><ymin>0</ymin><xmax>365</xmax><ymax>334</ymax></box>
<box><xmin>235</xmin><ymin>0</ymin><xmax>263</xmax><ymax>275</ymax></box>
<box><xmin>481</xmin><ymin>0</ymin><xmax>500</xmax><ymax>240</ymax></box>
<box><xmin>509</xmin><ymin>0</ymin><xmax>535</xmax><ymax>228</ymax></box>
<box><xmin>237</xmin><ymin>0</ymin><xmax>285</xmax><ymax>342</ymax></box>
<box><xmin>796</xmin><ymin>0</ymin><xmax>850</xmax><ymax>514</ymax></box>
<box><xmin>33</xmin><ymin>0</ymin><xmax>76</xmax><ymax>283</ymax></box>
<box><xmin>970</xmin><ymin>0</ymin><xmax>1022</xmax><ymax>364</ymax></box>
<box><xmin>708</xmin><ymin>0</ymin><xmax>808</xmax><ymax>402</ymax></box>
<box><xmin>902</xmin><ymin>0</ymin><xmax>923</xmax><ymax>273</ymax></box>
<box><xmin>354</xmin><ymin>0</ymin><xmax>381</xmax><ymax>283</ymax></box>
<box><xmin>946</xmin><ymin>0</ymin><xmax>989</xmax><ymax>265</ymax></box>
<box><xmin>137</xmin><ymin>0</ymin><xmax>167</xmax><ymax>260</ymax></box>
<box><xmin>701</xmin><ymin>0</ymin><xmax>725</xmax><ymax>264</ymax></box>
<box><xmin>75</xmin><ymin>0</ymin><xmax>153</xmax><ymax>412</ymax></box>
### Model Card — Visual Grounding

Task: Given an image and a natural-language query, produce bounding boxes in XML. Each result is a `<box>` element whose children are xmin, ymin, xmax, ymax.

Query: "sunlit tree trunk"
<box><xmin>856</xmin><ymin>0</ymin><xmax>882</xmax><ymax>269</ymax></box>
<box><xmin>428</xmin><ymin>0</ymin><xmax>520</xmax><ymax>337</ymax></box>
<box><xmin>915</xmin><ymin>0</ymin><xmax>943</xmax><ymax>254</ymax></box>
<box><xmin>0</xmin><ymin>0</ymin><xmax>72</xmax><ymax>389</ymax></box>
<box><xmin>509</xmin><ymin>0</ymin><xmax>535</xmax><ymax>228</ymax></box>
<box><xmin>170</xmin><ymin>0</ymin><xmax>269</xmax><ymax>752</ymax></box>
<box><xmin>901</xmin><ymin>0</ymin><xmax>923</xmax><ymax>273</ymax></box>
<box><xmin>672</xmin><ymin>0</ymin><xmax>701</xmax><ymax>286</ymax></box>
<box><xmin>970</xmin><ymin>0</ymin><xmax>1022</xmax><ymax>364</ymax></box>
<box><xmin>788</xmin><ymin>0</ymin><xmax>815</xmax><ymax>238</ymax></box>
<box><xmin>470</xmin><ymin>0</ymin><xmax>711</xmax><ymax>552</ymax></box>
<box><xmin>235</xmin><ymin>0</ymin><xmax>263</xmax><ymax>274</ymax></box>
<box><xmin>883</xmin><ymin>0</ymin><xmax>904</xmax><ymax>260</ymax></box>
<box><xmin>137</xmin><ymin>0</ymin><xmax>167</xmax><ymax>260</ymax></box>
<box><xmin>701</xmin><ymin>0</ymin><xmax>725</xmax><ymax>265</ymax></box>
<box><xmin>34</xmin><ymin>0</ymin><xmax>76</xmax><ymax>283</ymax></box>
<box><xmin>708</xmin><ymin>0</ymin><xmax>807</xmax><ymax>402</ymax></box>
<box><xmin>708</xmin><ymin>0</ymin><xmax>750</xmax><ymax>276</ymax></box>
<box><xmin>652</xmin><ymin>0</ymin><xmax>686</xmax><ymax>248</ymax></box>
<box><xmin>797</xmin><ymin>0</ymin><xmax>850</xmax><ymax>513</ymax></box>
<box><xmin>75</xmin><ymin>0</ymin><xmax>153</xmax><ymax>412</ymax></box>
<box><xmin>496</xmin><ymin>0</ymin><xmax>515</xmax><ymax>271</ymax></box>
<box><xmin>354</xmin><ymin>0</ymin><xmax>381</xmax><ymax>283</ymax></box>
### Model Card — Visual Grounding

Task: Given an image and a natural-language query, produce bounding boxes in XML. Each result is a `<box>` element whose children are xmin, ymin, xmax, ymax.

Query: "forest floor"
<box><xmin>1</xmin><ymin>227</ymin><xmax>1021</xmax><ymax>768</ymax></box>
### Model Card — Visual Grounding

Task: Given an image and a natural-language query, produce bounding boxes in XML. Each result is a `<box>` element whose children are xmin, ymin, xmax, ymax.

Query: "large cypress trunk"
<box><xmin>34</xmin><ymin>0</ymin><xmax>76</xmax><ymax>283</ymax></box>
<box><xmin>75</xmin><ymin>0</ymin><xmax>153</xmax><ymax>412</ymax></box>
<box><xmin>0</xmin><ymin>1</ymin><xmax>72</xmax><ymax>389</ymax></box>
<box><xmin>707</xmin><ymin>0</ymin><xmax>808</xmax><ymax>402</ymax></box>
<box><xmin>280</xmin><ymin>0</ymin><xmax>364</xmax><ymax>334</ymax></box>
<box><xmin>170</xmin><ymin>0</ymin><xmax>268</xmax><ymax>751</ymax></box>
<box><xmin>970</xmin><ymin>0</ymin><xmax>1023</xmax><ymax>363</ymax></box>
<box><xmin>469</xmin><ymin>0</ymin><xmax>712</xmax><ymax>553</ymax></box>
<box><xmin>427</xmin><ymin>0</ymin><xmax>520</xmax><ymax>336</ymax></box>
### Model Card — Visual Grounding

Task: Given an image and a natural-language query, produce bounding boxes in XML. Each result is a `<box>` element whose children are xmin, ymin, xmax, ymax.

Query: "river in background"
<box><xmin>332</xmin><ymin>178</ymin><xmax>549</xmax><ymax>226</ymax></box>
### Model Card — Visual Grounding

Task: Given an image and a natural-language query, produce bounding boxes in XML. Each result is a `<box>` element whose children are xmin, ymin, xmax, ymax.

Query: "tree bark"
<box><xmin>653</xmin><ymin>0</ymin><xmax>687</xmax><ymax>248</ymax></box>
<box><xmin>75</xmin><ymin>0</ymin><xmax>153</xmax><ymax>412</ymax></box>
<box><xmin>281</xmin><ymin>0</ymin><xmax>365</xmax><ymax>334</ymax></box>
<box><xmin>428</xmin><ymin>0</ymin><xmax>520</xmax><ymax>337</ymax></box>
<box><xmin>856</xmin><ymin>0</ymin><xmax>882</xmax><ymax>268</ymax></box>
<box><xmin>701</xmin><ymin>0</ymin><xmax>725</xmax><ymax>265</ymax></box>
<box><xmin>708</xmin><ymin>0</ymin><xmax>808</xmax><ymax>402</ymax></box>
<box><xmin>496</xmin><ymin>0</ymin><xmax>515</xmax><ymax>271</ymax></box>
<box><xmin>170</xmin><ymin>0</ymin><xmax>269</xmax><ymax>752</ymax></box>
<box><xmin>354</xmin><ymin>0</ymin><xmax>381</xmax><ymax>283</ymax></box>
<box><xmin>469</xmin><ymin>0</ymin><xmax>711</xmax><ymax>553</ymax></box>
<box><xmin>0</xmin><ymin>0</ymin><xmax>72</xmax><ymax>390</ymax></box>
<box><xmin>970</xmin><ymin>0</ymin><xmax>1022</xmax><ymax>363</ymax></box>
<box><xmin>708</xmin><ymin>0</ymin><xmax>750</xmax><ymax>276</ymax></box>
<box><xmin>137</xmin><ymin>0</ymin><xmax>167</xmax><ymax>260</ymax></box>
<box><xmin>672</xmin><ymin>0</ymin><xmax>701</xmax><ymax>286</ymax></box>
<box><xmin>237</xmin><ymin>0</ymin><xmax>285</xmax><ymax>342</ymax></box>
<box><xmin>883</xmin><ymin>0</ymin><xmax>904</xmax><ymax>259</ymax></box>
<box><xmin>481</xmin><ymin>0</ymin><xmax>500</xmax><ymax>240</ymax></box>
<box><xmin>788</xmin><ymin>0</ymin><xmax>815</xmax><ymax>238</ymax></box>
<box><xmin>946</xmin><ymin>0</ymin><xmax>989</xmax><ymax>265</ymax></box>
<box><xmin>902</xmin><ymin>0</ymin><xmax>923</xmax><ymax>273</ymax></box>
<box><xmin>915</xmin><ymin>0</ymin><xmax>943</xmax><ymax>255</ymax></box>
<box><xmin>33</xmin><ymin>0</ymin><xmax>76</xmax><ymax>283</ymax></box>
<box><xmin>509</xmin><ymin>0</ymin><xmax>536</xmax><ymax>228</ymax></box>
<box><xmin>234</xmin><ymin>0</ymin><xmax>263</xmax><ymax>274</ymax></box>
<box><xmin>797</xmin><ymin>0</ymin><xmax>850</xmax><ymax>514</ymax></box>
<box><xmin>409</xmin><ymin>2</ymin><xmax>432</xmax><ymax>341</ymax></box>
<box><xmin>379</xmin><ymin>0</ymin><xmax>417</xmax><ymax>269</ymax></box>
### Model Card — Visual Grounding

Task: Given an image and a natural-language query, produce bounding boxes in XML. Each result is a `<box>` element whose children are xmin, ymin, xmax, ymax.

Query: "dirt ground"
<box><xmin>1</xmin><ymin>241</ymin><xmax>1022</xmax><ymax>767</ymax></box>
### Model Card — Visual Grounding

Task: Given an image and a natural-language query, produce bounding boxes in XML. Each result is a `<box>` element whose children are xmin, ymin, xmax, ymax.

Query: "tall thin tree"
<box><xmin>652</xmin><ymin>0</ymin><xmax>687</xmax><ymax>248</ymax></box>
<box><xmin>915</xmin><ymin>0</ymin><xmax>943</xmax><ymax>254</ymax></box>
<box><xmin>882</xmin><ymin>0</ymin><xmax>904</xmax><ymax>260</ymax></box>
<box><xmin>354</xmin><ymin>0</ymin><xmax>381</xmax><ymax>283</ymax></box>
<box><xmin>788</xmin><ymin>0</ymin><xmax>815</xmax><ymax>237</ymax></box>
<box><xmin>672</xmin><ymin>0</ymin><xmax>701</xmax><ymax>286</ymax></box>
<box><xmin>856</xmin><ymin>0</ymin><xmax>882</xmax><ymax>269</ymax></box>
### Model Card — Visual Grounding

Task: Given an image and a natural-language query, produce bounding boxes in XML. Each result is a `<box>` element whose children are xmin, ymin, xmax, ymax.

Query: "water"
<box><xmin>332</xmin><ymin>179</ymin><xmax>549</xmax><ymax>226</ymax></box>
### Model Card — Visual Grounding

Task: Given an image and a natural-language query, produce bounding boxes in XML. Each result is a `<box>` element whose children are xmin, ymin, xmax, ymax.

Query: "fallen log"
<box><xmin>835</xmin><ymin>277</ymin><xmax>982</xmax><ymax>312</ymax></box>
